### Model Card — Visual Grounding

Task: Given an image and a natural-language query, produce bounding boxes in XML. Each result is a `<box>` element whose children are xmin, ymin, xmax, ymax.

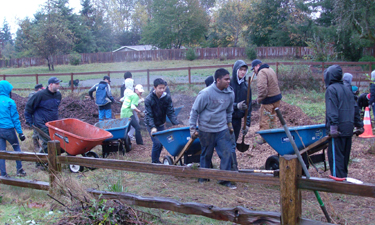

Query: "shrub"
<box><xmin>68</xmin><ymin>52</ymin><xmax>81</xmax><ymax>66</ymax></box>
<box><xmin>246</xmin><ymin>45</ymin><xmax>257</xmax><ymax>60</ymax></box>
<box><xmin>278</xmin><ymin>64</ymin><xmax>321</xmax><ymax>91</ymax></box>
<box><xmin>185</xmin><ymin>48</ymin><xmax>197</xmax><ymax>61</ymax></box>
<box><xmin>359</xmin><ymin>55</ymin><xmax>375</xmax><ymax>71</ymax></box>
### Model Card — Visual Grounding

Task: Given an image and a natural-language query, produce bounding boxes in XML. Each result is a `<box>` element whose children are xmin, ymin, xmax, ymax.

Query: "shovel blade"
<box><xmin>236</xmin><ymin>142</ymin><xmax>249</xmax><ymax>152</ymax></box>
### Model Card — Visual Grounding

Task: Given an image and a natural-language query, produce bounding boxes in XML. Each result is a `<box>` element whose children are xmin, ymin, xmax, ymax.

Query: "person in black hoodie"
<box><xmin>145</xmin><ymin>78</ymin><xmax>179</xmax><ymax>163</ymax></box>
<box><xmin>25</xmin><ymin>77</ymin><xmax>62</xmax><ymax>154</ymax></box>
<box><xmin>324</xmin><ymin>65</ymin><xmax>364</xmax><ymax>178</ymax></box>
<box><xmin>229</xmin><ymin>60</ymin><xmax>252</xmax><ymax>170</ymax></box>
<box><xmin>369</xmin><ymin>70</ymin><xmax>375</xmax><ymax>119</ymax></box>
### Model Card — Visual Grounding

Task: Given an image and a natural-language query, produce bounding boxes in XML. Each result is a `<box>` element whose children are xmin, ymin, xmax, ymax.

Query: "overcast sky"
<box><xmin>0</xmin><ymin>0</ymin><xmax>82</xmax><ymax>36</ymax></box>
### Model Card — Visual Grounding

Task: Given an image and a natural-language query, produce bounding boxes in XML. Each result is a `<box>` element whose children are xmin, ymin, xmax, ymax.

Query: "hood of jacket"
<box><xmin>212</xmin><ymin>81</ymin><xmax>234</xmax><ymax>94</ymax></box>
<box><xmin>125</xmin><ymin>78</ymin><xmax>134</xmax><ymax>91</ymax></box>
<box><xmin>324</xmin><ymin>65</ymin><xmax>343</xmax><ymax>88</ymax></box>
<box><xmin>0</xmin><ymin>80</ymin><xmax>13</xmax><ymax>97</ymax></box>
<box><xmin>231</xmin><ymin>60</ymin><xmax>248</xmax><ymax>85</ymax></box>
<box><xmin>343</xmin><ymin>73</ymin><xmax>353</xmax><ymax>84</ymax></box>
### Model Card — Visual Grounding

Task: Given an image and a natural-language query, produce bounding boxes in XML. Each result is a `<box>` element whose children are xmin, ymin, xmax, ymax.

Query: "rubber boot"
<box><xmin>231</xmin><ymin>152</ymin><xmax>238</xmax><ymax>171</ymax></box>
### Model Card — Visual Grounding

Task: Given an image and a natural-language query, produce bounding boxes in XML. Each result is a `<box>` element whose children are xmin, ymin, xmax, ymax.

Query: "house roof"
<box><xmin>113</xmin><ymin>45</ymin><xmax>157</xmax><ymax>52</ymax></box>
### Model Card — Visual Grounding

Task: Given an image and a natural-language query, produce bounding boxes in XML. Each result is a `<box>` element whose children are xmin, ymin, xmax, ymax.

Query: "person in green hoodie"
<box><xmin>120</xmin><ymin>79</ymin><xmax>144</xmax><ymax>145</ymax></box>
<box><xmin>0</xmin><ymin>80</ymin><xmax>27</xmax><ymax>178</ymax></box>
<box><xmin>189</xmin><ymin>68</ymin><xmax>236</xmax><ymax>189</ymax></box>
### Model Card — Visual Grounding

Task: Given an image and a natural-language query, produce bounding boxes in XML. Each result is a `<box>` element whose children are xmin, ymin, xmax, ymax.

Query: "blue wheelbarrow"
<box><xmin>256</xmin><ymin>124</ymin><xmax>329</xmax><ymax>170</ymax></box>
<box><xmin>153</xmin><ymin>126</ymin><xmax>201</xmax><ymax>165</ymax></box>
<box><xmin>94</xmin><ymin>118</ymin><xmax>132</xmax><ymax>158</ymax></box>
<box><xmin>166</xmin><ymin>106</ymin><xmax>184</xmax><ymax>123</ymax></box>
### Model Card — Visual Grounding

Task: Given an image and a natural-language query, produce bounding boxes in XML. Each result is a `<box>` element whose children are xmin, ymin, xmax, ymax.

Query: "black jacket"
<box><xmin>25</xmin><ymin>88</ymin><xmax>62</xmax><ymax>129</ymax></box>
<box><xmin>144</xmin><ymin>91</ymin><xmax>178</xmax><ymax>128</ymax></box>
<box><xmin>369</xmin><ymin>83</ymin><xmax>375</xmax><ymax>106</ymax></box>
<box><xmin>230</xmin><ymin>60</ymin><xmax>252</xmax><ymax>126</ymax></box>
<box><xmin>357</xmin><ymin>93</ymin><xmax>369</xmax><ymax>110</ymax></box>
<box><xmin>324</xmin><ymin>65</ymin><xmax>363</xmax><ymax>137</ymax></box>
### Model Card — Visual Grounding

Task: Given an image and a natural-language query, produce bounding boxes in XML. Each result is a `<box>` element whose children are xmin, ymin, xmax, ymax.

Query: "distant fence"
<box><xmin>2</xmin><ymin>61</ymin><xmax>375</xmax><ymax>93</ymax></box>
<box><xmin>1</xmin><ymin>47</ymin><xmax>375</xmax><ymax>68</ymax></box>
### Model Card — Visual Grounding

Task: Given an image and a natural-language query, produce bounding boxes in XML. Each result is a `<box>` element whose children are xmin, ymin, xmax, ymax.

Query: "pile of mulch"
<box><xmin>12</xmin><ymin>93</ymin><xmax>123</xmax><ymax>128</ymax></box>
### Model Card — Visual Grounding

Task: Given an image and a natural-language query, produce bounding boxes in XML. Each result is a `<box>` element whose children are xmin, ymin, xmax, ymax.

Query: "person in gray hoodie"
<box><xmin>189</xmin><ymin>68</ymin><xmax>236</xmax><ymax>189</ymax></box>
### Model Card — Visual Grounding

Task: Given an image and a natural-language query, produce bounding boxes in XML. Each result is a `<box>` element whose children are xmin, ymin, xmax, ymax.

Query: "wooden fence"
<box><xmin>1</xmin><ymin>140</ymin><xmax>375</xmax><ymax>224</ymax></box>
<box><xmin>1</xmin><ymin>47</ymin><xmax>374</xmax><ymax>68</ymax></box>
<box><xmin>2</xmin><ymin>61</ymin><xmax>375</xmax><ymax>92</ymax></box>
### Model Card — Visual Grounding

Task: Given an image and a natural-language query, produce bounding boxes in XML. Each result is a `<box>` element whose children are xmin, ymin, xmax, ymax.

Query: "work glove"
<box><xmin>150</xmin><ymin>127</ymin><xmax>157</xmax><ymax>135</ymax></box>
<box><xmin>19</xmin><ymin>133</ymin><xmax>26</xmax><ymax>142</ymax></box>
<box><xmin>354</xmin><ymin>127</ymin><xmax>365</xmax><ymax>136</ymax></box>
<box><xmin>227</xmin><ymin>123</ymin><xmax>234</xmax><ymax>134</ymax></box>
<box><xmin>190</xmin><ymin>128</ymin><xmax>198</xmax><ymax>138</ymax></box>
<box><xmin>242</xmin><ymin>126</ymin><xmax>249</xmax><ymax>135</ymax></box>
<box><xmin>329</xmin><ymin>125</ymin><xmax>340</xmax><ymax>138</ymax></box>
<box><xmin>139</xmin><ymin>111</ymin><xmax>145</xmax><ymax>118</ymax></box>
<box><xmin>237</xmin><ymin>100</ymin><xmax>247</xmax><ymax>111</ymax></box>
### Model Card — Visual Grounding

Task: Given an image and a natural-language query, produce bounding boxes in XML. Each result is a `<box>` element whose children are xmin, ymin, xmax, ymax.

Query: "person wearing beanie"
<box><xmin>120</xmin><ymin>72</ymin><xmax>133</xmax><ymax>98</ymax></box>
<box><xmin>120</xmin><ymin>79</ymin><xmax>144</xmax><ymax>145</ymax></box>
<box><xmin>324</xmin><ymin>65</ymin><xmax>363</xmax><ymax>178</ymax></box>
<box><xmin>89</xmin><ymin>76</ymin><xmax>115</xmax><ymax>121</ymax></box>
<box><xmin>251</xmin><ymin>59</ymin><xmax>282</xmax><ymax>145</ymax></box>
<box><xmin>0</xmin><ymin>80</ymin><xmax>27</xmax><ymax>177</ymax></box>
<box><xmin>27</xmin><ymin>83</ymin><xmax>45</xmax><ymax>152</ymax></box>
<box><xmin>369</xmin><ymin>70</ymin><xmax>375</xmax><ymax>119</ymax></box>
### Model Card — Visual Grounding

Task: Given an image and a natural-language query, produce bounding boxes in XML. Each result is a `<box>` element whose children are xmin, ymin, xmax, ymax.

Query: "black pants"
<box><xmin>328</xmin><ymin>137</ymin><xmax>352</xmax><ymax>178</ymax></box>
<box><xmin>129</xmin><ymin>114</ymin><xmax>143</xmax><ymax>145</ymax></box>
<box><xmin>232</xmin><ymin>118</ymin><xmax>242</xmax><ymax>143</ymax></box>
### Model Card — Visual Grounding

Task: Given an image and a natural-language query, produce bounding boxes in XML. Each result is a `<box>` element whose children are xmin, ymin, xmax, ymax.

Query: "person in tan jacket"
<box><xmin>251</xmin><ymin>59</ymin><xmax>282</xmax><ymax>144</ymax></box>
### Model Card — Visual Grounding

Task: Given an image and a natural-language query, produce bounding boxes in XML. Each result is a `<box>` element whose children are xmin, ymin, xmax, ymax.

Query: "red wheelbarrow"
<box><xmin>46</xmin><ymin>118</ymin><xmax>113</xmax><ymax>172</ymax></box>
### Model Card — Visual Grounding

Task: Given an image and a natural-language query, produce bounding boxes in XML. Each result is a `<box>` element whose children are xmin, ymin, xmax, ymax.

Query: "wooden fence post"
<box><xmin>280</xmin><ymin>155</ymin><xmax>302</xmax><ymax>225</ymax></box>
<box><xmin>276</xmin><ymin>62</ymin><xmax>279</xmax><ymax>78</ymax></box>
<box><xmin>36</xmin><ymin>74</ymin><xmax>39</xmax><ymax>85</ymax></box>
<box><xmin>3</xmin><ymin>75</ymin><xmax>5</xmax><ymax>80</ymax></box>
<box><xmin>188</xmin><ymin>67</ymin><xmax>191</xmax><ymax>84</ymax></box>
<box><xmin>70</xmin><ymin>73</ymin><xmax>74</xmax><ymax>93</ymax></box>
<box><xmin>147</xmin><ymin>69</ymin><xmax>150</xmax><ymax>91</ymax></box>
<box><xmin>48</xmin><ymin>140</ymin><xmax>61</xmax><ymax>194</ymax></box>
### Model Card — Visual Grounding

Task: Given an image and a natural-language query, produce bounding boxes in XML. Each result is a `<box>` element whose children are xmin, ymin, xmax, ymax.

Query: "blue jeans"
<box><xmin>99</xmin><ymin>109</ymin><xmax>112</xmax><ymax>121</ymax></box>
<box><xmin>198</xmin><ymin>129</ymin><xmax>232</xmax><ymax>171</ymax></box>
<box><xmin>147</xmin><ymin>125</ymin><xmax>165</xmax><ymax>163</ymax></box>
<box><xmin>0</xmin><ymin>128</ymin><xmax>22</xmax><ymax>176</ymax></box>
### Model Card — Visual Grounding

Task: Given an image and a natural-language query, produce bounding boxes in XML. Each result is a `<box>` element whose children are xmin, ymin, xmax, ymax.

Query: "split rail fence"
<box><xmin>1</xmin><ymin>140</ymin><xmax>375</xmax><ymax>224</ymax></box>
<box><xmin>1</xmin><ymin>61</ymin><xmax>375</xmax><ymax>93</ymax></box>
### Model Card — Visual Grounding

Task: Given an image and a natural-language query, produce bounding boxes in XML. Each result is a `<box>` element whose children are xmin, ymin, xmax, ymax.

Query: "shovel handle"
<box><xmin>242</xmin><ymin>72</ymin><xmax>255</xmax><ymax>130</ymax></box>
<box><xmin>173</xmin><ymin>132</ymin><xmax>198</xmax><ymax>165</ymax></box>
<box><xmin>329</xmin><ymin>175</ymin><xmax>345</xmax><ymax>181</ymax></box>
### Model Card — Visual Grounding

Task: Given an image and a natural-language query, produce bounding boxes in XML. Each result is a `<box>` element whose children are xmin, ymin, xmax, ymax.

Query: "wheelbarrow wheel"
<box><xmin>265</xmin><ymin>155</ymin><xmax>279</xmax><ymax>170</ymax></box>
<box><xmin>84</xmin><ymin>151</ymin><xmax>99</xmax><ymax>170</ymax></box>
<box><xmin>124</xmin><ymin>136</ymin><xmax>132</xmax><ymax>153</ymax></box>
<box><xmin>69</xmin><ymin>164</ymin><xmax>84</xmax><ymax>173</ymax></box>
<box><xmin>163</xmin><ymin>155</ymin><xmax>173</xmax><ymax>165</ymax></box>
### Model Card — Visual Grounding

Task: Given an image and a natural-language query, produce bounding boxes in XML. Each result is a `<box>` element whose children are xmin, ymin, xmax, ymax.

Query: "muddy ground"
<box><xmin>10</xmin><ymin>91</ymin><xmax>375</xmax><ymax>224</ymax></box>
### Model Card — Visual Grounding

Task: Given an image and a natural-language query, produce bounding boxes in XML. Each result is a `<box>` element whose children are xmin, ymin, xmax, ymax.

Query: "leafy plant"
<box><xmin>246</xmin><ymin>45</ymin><xmax>257</xmax><ymax>60</ymax></box>
<box><xmin>186</xmin><ymin>48</ymin><xmax>197</xmax><ymax>61</ymax></box>
<box><xmin>68</xmin><ymin>52</ymin><xmax>82</xmax><ymax>66</ymax></box>
<box><xmin>359</xmin><ymin>56</ymin><xmax>375</xmax><ymax>71</ymax></box>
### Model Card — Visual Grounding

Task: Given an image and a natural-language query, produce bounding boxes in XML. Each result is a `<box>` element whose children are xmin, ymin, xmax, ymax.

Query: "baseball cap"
<box><xmin>34</xmin><ymin>84</ymin><xmax>44</xmax><ymax>90</ymax></box>
<box><xmin>135</xmin><ymin>84</ymin><xmax>144</xmax><ymax>92</ymax></box>
<box><xmin>103</xmin><ymin>75</ymin><xmax>111</xmax><ymax>82</ymax></box>
<box><xmin>250</xmin><ymin>59</ymin><xmax>262</xmax><ymax>70</ymax></box>
<box><xmin>48</xmin><ymin>77</ymin><xmax>62</xmax><ymax>84</ymax></box>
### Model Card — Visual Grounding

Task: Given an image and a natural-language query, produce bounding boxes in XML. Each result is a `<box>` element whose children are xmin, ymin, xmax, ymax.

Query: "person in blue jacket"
<box><xmin>89</xmin><ymin>76</ymin><xmax>115</xmax><ymax>121</ymax></box>
<box><xmin>0</xmin><ymin>80</ymin><xmax>27</xmax><ymax>178</ymax></box>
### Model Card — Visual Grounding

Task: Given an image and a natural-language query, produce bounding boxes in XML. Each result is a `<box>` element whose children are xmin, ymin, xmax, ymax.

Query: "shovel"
<box><xmin>275</xmin><ymin>108</ymin><xmax>331</xmax><ymax>223</ymax></box>
<box><xmin>237</xmin><ymin>72</ymin><xmax>255</xmax><ymax>152</ymax></box>
<box><xmin>173</xmin><ymin>132</ymin><xmax>198</xmax><ymax>165</ymax></box>
<box><xmin>32</xmin><ymin>125</ymin><xmax>51</xmax><ymax>141</ymax></box>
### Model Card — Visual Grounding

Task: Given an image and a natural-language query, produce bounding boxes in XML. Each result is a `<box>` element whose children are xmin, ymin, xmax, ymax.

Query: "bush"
<box><xmin>358</xmin><ymin>55</ymin><xmax>375</xmax><ymax>71</ymax></box>
<box><xmin>185</xmin><ymin>48</ymin><xmax>197</xmax><ymax>61</ymax></box>
<box><xmin>68</xmin><ymin>52</ymin><xmax>81</xmax><ymax>66</ymax></box>
<box><xmin>246</xmin><ymin>45</ymin><xmax>257</xmax><ymax>60</ymax></box>
<box><xmin>278</xmin><ymin>64</ymin><xmax>321</xmax><ymax>91</ymax></box>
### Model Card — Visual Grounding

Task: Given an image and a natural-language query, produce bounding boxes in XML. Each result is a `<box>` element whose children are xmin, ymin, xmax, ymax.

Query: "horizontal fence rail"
<box><xmin>1</xmin><ymin>47</ymin><xmax>374</xmax><ymax>68</ymax></box>
<box><xmin>1</xmin><ymin>61</ymin><xmax>374</xmax><ymax>92</ymax></box>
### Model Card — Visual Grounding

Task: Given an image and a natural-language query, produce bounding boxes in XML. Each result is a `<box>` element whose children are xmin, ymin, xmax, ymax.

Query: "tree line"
<box><xmin>0</xmin><ymin>0</ymin><xmax>374</xmax><ymax>70</ymax></box>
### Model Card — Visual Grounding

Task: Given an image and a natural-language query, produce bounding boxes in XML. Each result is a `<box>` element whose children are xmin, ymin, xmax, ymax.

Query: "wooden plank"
<box><xmin>57</xmin><ymin>156</ymin><xmax>280</xmax><ymax>185</ymax></box>
<box><xmin>0</xmin><ymin>151</ymin><xmax>48</xmax><ymax>163</ymax></box>
<box><xmin>299</xmin><ymin>136</ymin><xmax>330</xmax><ymax>155</ymax></box>
<box><xmin>88</xmin><ymin>189</ymin><xmax>281</xmax><ymax>225</ymax></box>
<box><xmin>48</xmin><ymin>141</ymin><xmax>61</xmax><ymax>194</ymax></box>
<box><xmin>299</xmin><ymin>218</ymin><xmax>334</xmax><ymax>225</ymax></box>
<box><xmin>298</xmin><ymin>177</ymin><xmax>375</xmax><ymax>198</ymax></box>
<box><xmin>0</xmin><ymin>177</ymin><xmax>49</xmax><ymax>190</ymax></box>
<box><xmin>280</xmin><ymin>155</ymin><xmax>302</xmax><ymax>225</ymax></box>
